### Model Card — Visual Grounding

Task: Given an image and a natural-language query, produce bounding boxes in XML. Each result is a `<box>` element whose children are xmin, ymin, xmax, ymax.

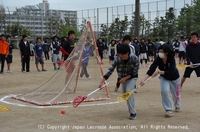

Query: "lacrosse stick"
<box><xmin>117</xmin><ymin>77</ymin><xmax>152</xmax><ymax>102</ymax></box>
<box><xmin>73</xmin><ymin>82</ymin><xmax>110</xmax><ymax>108</ymax></box>
<box><xmin>177</xmin><ymin>63</ymin><xmax>200</xmax><ymax>70</ymax></box>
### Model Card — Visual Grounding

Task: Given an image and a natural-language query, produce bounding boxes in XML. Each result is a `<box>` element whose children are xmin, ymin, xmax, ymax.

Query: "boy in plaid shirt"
<box><xmin>99</xmin><ymin>44</ymin><xmax>139</xmax><ymax>120</ymax></box>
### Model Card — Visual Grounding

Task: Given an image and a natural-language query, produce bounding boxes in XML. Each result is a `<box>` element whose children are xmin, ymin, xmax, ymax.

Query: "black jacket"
<box><xmin>140</xmin><ymin>43</ymin><xmax>147</xmax><ymax>53</ymax></box>
<box><xmin>186</xmin><ymin>42</ymin><xmax>200</xmax><ymax>65</ymax></box>
<box><xmin>147</xmin><ymin>57</ymin><xmax>179</xmax><ymax>80</ymax></box>
<box><xmin>19</xmin><ymin>40</ymin><xmax>31</xmax><ymax>56</ymax></box>
<box><xmin>63</xmin><ymin>39</ymin><xmax>75</xmax><ymax>55</ymax></box>
<box><xmin>42</xmin><ymin>43</ymin><xmax>50</xmax><ymax>52</ymax></box>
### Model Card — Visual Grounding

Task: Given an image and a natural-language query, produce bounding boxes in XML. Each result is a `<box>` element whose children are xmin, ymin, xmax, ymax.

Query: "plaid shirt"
<box><xmin>104</xmin><ymin>53</ymin><xmax>139</xmax><ymax>80</ymax></box>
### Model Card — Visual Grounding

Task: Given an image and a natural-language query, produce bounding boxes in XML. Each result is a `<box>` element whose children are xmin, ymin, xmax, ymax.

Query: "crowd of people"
<box><xmin>0</xmin><ymin>30</ymin><xmax>77</xmax><ymax>74</ymax></box>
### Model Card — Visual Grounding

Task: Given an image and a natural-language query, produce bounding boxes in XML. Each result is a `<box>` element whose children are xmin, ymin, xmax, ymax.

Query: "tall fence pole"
<box><xmin>135</xmin><ymin>0</ymin><xmax>140</xmax><ymax>39</ymax></box>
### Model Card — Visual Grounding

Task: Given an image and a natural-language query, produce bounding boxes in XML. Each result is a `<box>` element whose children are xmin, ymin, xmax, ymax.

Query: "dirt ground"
<box><xmin>0</xmin><ymin>49</ymin><xmax>200</xmax><ymax>132</ymax></box>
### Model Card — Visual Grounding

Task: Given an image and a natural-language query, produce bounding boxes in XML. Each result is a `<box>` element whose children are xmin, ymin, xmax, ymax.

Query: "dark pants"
<box><xmin>0</xmin><ymin>54</ymin><xmax>6</xmax><ymax>72</ymax></box>
<box><xmin>116</xmin><ymin>77</ymin><xmax>121</xmax><ymax>88</ymax></box>
<box><xmin>44</xmin><ymin>51</ymin><xmax>49</xmax><ymax>60</ymax></box>
<box><xmin>80</xmin><ymin>63</ymin><xmax>89</xmax><ymax>78</ymax></box>
<box><xmin>154</xmin><ymin>51</ymin><xmax>158</xmax><ymax>60</ymax></box>
<box><xmin>64</xmin><ymin>55</ymin><xmax>68</xmax><ymax>61</ymax></box>
<box><xmin>21</xmin><ymin>55</ymin><xmax>30</xmax><ymax>72</ymax></box>
<box><xmin>98</xmin><ymin>50</ymin><xmax>103</xmax><ymax>60</ymax></box>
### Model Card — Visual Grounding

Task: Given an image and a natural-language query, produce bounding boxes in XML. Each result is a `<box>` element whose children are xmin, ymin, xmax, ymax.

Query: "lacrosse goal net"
<box><xmin>12</xmin><ymin>21</ymin><xmax>110</xmax><ymax>106</ymax></box>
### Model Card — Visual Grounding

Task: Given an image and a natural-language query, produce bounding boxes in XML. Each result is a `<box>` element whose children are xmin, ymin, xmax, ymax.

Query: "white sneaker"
<box><xmin>87</xmin><ymin>76</ymin><xmax>91</xmax><ymax>79</ymax></box>
<box><xmin>7</xmin><ymin>70</ymin><xmax>12</xmax><ymax>73</ymax></box>
<box><xmin>165</xmin><ymin>111</ymin><xmax>173</xmax><ymax>117</ymax></box>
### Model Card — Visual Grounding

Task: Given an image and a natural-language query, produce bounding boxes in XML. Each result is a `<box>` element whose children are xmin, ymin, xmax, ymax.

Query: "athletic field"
<box><xmin>0</xmin><ymin>49</ymin><xmax>199</xmax><ymax>132</ymax></box>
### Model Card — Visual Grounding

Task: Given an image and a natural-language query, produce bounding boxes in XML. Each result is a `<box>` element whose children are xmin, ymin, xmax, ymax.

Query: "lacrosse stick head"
<box><xmin>176</xmin><ymin>64</ymin><xmax>187</xmax><ymax>70</ymax></box>
<box><xmin>117</xmin><ymin>91</ymin><xmax>132</xmax><ymax>102</ymax></box>
<box><xmin>73</xmin><ymin>95</ymin><xmax>87</xmax><ymax>108</ymax></box>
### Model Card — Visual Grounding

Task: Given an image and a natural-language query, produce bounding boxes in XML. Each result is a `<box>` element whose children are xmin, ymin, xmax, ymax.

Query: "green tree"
<box><xmin>100</xmin><ymin>24</ymin><xmax>108</xmax><ymax>37</ymax></box>
<box><xmin>59</xmin><ymin>25</ymin><xmax>81</xmax><ymax>38</ymax></box>
<box><xmin>6</xmin><ymin>23</ymin><xmax>31</xmax><ymax>37</ymax></box>
<box><xmin>108</xmin><ymin>17</ymin><xmax>129</xmax><ymax>39</ymax></box>
<box><xmin>129</xmin><ymin>15</ymin><xmax>135</xmax><ymax>38</ymax></box>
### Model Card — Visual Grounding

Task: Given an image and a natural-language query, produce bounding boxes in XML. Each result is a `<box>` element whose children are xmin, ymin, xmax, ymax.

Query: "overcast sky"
<box><xmin>0</xmin><ymin>0</ymin><xmax>192</xmax><ymax>11</ymax></box>
<box><xmin>1</xmin><ymin>0</ymin><xmax>192</xmax><ymax>25</ymax></box>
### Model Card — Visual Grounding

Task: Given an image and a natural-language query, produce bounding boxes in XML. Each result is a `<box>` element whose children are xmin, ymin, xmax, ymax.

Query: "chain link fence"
<box><xmin>0</xmin><ymin>0</ymin><xmax>194</xmax><ymax>42</ymax></box>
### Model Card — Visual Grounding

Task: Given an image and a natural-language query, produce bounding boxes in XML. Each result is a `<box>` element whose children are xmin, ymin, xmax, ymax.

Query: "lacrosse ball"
<box><xmin>61</xmin><ymin>110</ymin><xmax>66</xmax><ymax>114</ymax></box>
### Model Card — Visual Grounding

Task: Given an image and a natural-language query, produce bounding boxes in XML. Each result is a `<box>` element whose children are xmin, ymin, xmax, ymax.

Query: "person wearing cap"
<box><xmin>19</xmin><ymin>35</ymin><xmax>31</xmax><ymax>72</ymax></box>
<box><xmin>0</xmin><ymin>34</ymin><xmax>9</xmax><ymax>74</ymax></box>
<box><xmin>6</xmin><ymin>35</ymin><xmax>14</xmax><ymax>73</ymax></box>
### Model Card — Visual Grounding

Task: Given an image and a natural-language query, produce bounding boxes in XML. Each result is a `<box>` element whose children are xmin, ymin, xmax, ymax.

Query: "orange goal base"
<box><xmin>11</xmin><ymin>95</ymin><xmax>110</xmax><ymax>106</ymax></box>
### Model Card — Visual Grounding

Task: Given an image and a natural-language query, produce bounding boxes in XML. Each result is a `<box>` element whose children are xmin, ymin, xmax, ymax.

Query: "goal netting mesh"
<box><xmin>12</xmin><ymin>21</ymin><xmax>110</xmax><ymax>106</ymax></box>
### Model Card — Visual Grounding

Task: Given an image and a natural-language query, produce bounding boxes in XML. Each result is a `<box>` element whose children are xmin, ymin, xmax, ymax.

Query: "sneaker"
<box><xmin>87</xmin><ymin>76</ymin><xmax>91</xmax><ymax>79</ymax></box>
<box><xmin>54</xmin><ymin>67</ymin><xmax>58</xmax><ymax>71</ymax></box>
<box><xmin>165</xmin><ymin>111</ymin><xmax>173</xmax><ymax>117</ymax></box>
<box><xmin>37</xmin><ymin>69</ymin><xmax>41</xmax><ymax>72</ymax></box>
<box><xmin>7</xmin><ymin>70</ymin><xmax>12</xmax><ymax>73</ymax></box>
<box><xmin>22</xmin><ymin>70</ymin><xmax>25</xmax><ymax>73</ymax></box>
<box><xmin>134</xmin><ymin>89</ymin><xmax>138</xmax><ymax>93</ymax></box>
<box><xmin>175</xmin><ymin>108</ymin><xmax>180</xmax><ymax>112</ymax></box>
<box><xmin>129</xmin><ymin>113</ymin><xmax>136</xmax><ymax>120</ymax></box>
<box><xmin>114</xmin><ymin>87</ymin><xmax>119</xmax><ymax>92</ymax></box>
<box><xmin>80</xmin><ymin>77</ymin><xmax>83</xmax><ymax>79</ymax></box>
<box><xmin>42</xmin><ymin>69</ymin><xmax>46</xmax><ymax>72</ymax></box>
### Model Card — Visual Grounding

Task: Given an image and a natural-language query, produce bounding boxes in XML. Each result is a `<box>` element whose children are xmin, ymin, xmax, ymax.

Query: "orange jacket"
<box><xmin>0</xmin><ymin>40</ymin><xmax>9</xmax><ymax>55</ymax></box>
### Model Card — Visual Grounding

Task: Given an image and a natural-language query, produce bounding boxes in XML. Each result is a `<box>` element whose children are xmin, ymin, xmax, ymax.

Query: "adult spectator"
<box><xmin>19</xmin><ymin>35</ymin><xmax>31</xmax><ymax>72</ymax></box>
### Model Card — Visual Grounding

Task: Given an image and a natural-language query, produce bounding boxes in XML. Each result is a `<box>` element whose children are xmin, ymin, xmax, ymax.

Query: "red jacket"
<box><xmin>0</xmin><ymin>40</ymin><xmax>9</xmax><ymax>55</ymax></box>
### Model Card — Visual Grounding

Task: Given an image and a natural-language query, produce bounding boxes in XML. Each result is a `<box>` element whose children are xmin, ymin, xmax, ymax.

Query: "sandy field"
<box><xmin>0</xmin><ymin>49</ymin><xmax>200</xmax><ymax>132</ymax></box>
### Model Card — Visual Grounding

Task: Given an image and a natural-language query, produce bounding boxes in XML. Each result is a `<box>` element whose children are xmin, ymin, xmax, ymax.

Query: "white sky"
<box><xmin>0</xmin><ymin>0</ymin><xmax>192</xmax><ymax>11</ymax></box>
<box><xmin>1</xmin><ymin>0</ymin><xmax>192</xmax><ymax>26</ymax></box>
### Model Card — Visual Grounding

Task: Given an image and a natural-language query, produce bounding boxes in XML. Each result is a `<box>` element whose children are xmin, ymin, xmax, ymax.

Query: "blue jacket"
<box><xmin>82</xmin><ymin>46</ymin><xmax>92</xmax><ymax>64</ymax></box>
<box><xmin>132</xmin><ymin>43</ymin><xmax>140</xmax><ymax>52</ymax></box>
